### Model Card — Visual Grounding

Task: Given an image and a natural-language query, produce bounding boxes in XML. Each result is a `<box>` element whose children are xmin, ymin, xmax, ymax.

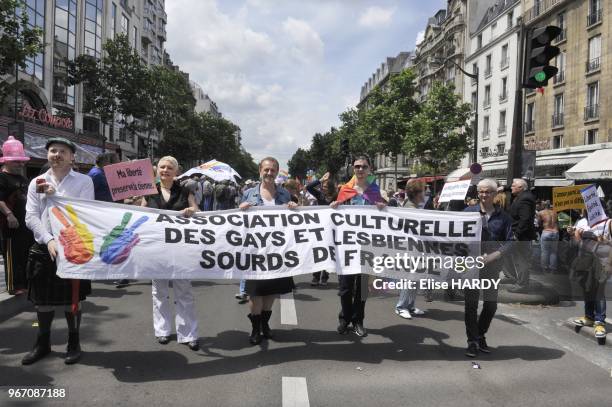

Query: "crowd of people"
<box><xmin>0</xmin><ymin>135</ymin><xmax>609</xmax><ymax>367</ymax></box>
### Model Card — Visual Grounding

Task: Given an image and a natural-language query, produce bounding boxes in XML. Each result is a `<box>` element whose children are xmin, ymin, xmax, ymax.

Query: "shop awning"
<box><xmin>534</xmin><ymin>178</ymin><xmax>574</xmax><ymax>187</ymax></box>
<box><xmin>446</xmin><ymin>167</ymin><xmax>472</xmax><ymax>182</ymax></box>
<box><xmin>565</xmin><ymin>149</ymin><xmax>612</xmax><ymax>180</ymax></box>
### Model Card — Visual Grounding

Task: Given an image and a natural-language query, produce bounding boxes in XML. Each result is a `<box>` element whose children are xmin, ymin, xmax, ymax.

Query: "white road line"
<box><xmin>282</xmin><ymin>377</ymin><xmax>310</xmax><ymax>407</ymax></box>
<box><xmin>280</xmin><ymin>292</ymin><xmax>298</xmax><ymax>325</ymax></box>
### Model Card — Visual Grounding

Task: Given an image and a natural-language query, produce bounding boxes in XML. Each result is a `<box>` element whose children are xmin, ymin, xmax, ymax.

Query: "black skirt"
<box><xmin>26</xmin><ymin>243</ymin><xmax>91</xmax><ymax>306</ymax></box>
<box><xmin>245</xmin><ymin>277</ymin><xmax>295</xmax><ymax>297</ymax></box>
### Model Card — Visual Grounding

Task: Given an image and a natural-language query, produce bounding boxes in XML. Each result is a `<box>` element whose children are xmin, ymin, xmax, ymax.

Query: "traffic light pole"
<box><xmin>507</xmin><ymin>21</ymin><xmax>527</xmax><ymax>187</ymax></box>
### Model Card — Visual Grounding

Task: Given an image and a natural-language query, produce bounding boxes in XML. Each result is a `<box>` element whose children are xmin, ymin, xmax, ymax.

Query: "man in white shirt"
<box><xmin>22</xmin><ymin>137</ymin><xmax>94</xmax><ymax>366</ymax></box>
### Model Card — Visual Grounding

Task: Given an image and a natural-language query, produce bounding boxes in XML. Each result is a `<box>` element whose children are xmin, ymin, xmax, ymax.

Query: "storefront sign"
<box><xmin>523</xmin><ymin>137</ymin><xmax>550</xmax><ymax>151</ymax></box>
<box><xmin>552</xmin><ymin>185</ymin><xmax>589</xmax><ymax>212</ymax></box>
<box><xmin>18</xmin><ymin>102</ymin><xmax>73</xmax><ymax>130</ymax></box>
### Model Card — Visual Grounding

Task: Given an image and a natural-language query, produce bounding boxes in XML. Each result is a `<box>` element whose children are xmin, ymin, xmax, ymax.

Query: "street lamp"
<box><xmin>442</xmin><ymin>57</ymin><xmax>479</xmax><ymax>164</ymax></box>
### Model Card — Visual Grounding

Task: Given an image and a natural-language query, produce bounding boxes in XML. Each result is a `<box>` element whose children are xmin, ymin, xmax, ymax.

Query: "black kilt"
<box><xmin>26</xmin><ymin>243</ymin><xmax>91</xmax><ymax>306</ymax></box>
<box><xmin>245</xmin><ymin>277</ymin><xmax>295</xmax><ymax>297</ymax></box>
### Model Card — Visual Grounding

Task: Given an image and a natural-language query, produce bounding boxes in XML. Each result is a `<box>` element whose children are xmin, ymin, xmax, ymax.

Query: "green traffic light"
<box><xmin>535</xmin><ymin>71</ymin><xmax>547</xmax><ymax>82</ymax></box>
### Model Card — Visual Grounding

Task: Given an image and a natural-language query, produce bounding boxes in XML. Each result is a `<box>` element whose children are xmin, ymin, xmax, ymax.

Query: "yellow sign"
<box><xmin>552</xmin><ymin>185</ymin><xmax>590</xmax><ymax>212</ymax></box>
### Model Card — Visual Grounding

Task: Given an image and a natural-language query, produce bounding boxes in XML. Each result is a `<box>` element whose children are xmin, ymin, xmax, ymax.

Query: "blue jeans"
<box><xmin>239</xmin><ymin>279</ymin><xmax>246</xmax><ymax>295</ymax></box>
<box><xmin>540</xmin><ymin>231</ymin><xmax>559</xmax><ymax>272</ymax></box>
<box><xmin>584</xmin><ymin>282</ymin><xmax>607</xmax><ymax>323</ymax></box>
<box><xmin>396</xmin><ymin>287</ymin><xmax>417</xmax><ymax>311</ymax></box>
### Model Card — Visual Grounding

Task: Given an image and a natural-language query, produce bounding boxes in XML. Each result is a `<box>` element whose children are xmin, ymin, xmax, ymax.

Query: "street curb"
<box><xmin>562</xmin><ymin>319</ymin><xmax>611</xmax><ymax>348</ymax></box>
<box><xmin>0</xmin><ymin>291</ymin><xmax>30</xmax><ymax>323</ymax></box>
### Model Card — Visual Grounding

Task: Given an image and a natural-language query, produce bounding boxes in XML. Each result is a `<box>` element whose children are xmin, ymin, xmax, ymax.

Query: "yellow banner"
<box><xmin>552</xmin><ymin>184</ymin><xmax>589</xmax><ymax>212</ymax></box>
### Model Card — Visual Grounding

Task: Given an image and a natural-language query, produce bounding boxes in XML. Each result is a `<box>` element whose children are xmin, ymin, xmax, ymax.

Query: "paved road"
<box><xmin>1</xmin><ymin>277</ymin><xmax>611</xmax><ymax>407</ymax></box>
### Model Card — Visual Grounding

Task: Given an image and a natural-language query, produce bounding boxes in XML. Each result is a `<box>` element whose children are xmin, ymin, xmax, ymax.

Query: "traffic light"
<box><xmin>340</xmin><ymin>138</ymin><xmax>349</xmax><ymax>157</ymax></box>
<box><xmin>523</xmin><ymin>25</ymin><xmax>561</xmax><ymax>89</ymax></box>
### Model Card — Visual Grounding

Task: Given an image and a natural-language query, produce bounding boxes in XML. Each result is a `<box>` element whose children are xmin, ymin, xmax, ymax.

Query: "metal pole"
<box><xmin>507</xmin><ymin>22</ymin><xmax>527</xmax><ymax>188</ymax></box>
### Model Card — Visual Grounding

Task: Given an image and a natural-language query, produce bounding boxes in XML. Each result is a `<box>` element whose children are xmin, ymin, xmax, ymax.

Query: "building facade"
<box><xmin>1</xmin><ymin>0</ymin><xmax>168</xmax><ymax>169</ymax></box>
<box><xmin>516</xmin><ymin>0</ymin><xmax>610</xmax><ymax>188</ymax></box>
<box><xmin>463</xmin><ymin>0</ymin><xmax>521</xmax><ymax>181</ymax></box>
<box><xmin>190</xmin><ymin>81</ymin><xmax>222</xmax><ymax>118</ymax></box>
<box><xmin>357</xmin><ymin>51</ymin><xmax>415</xmax><ymax>191</ymax></box>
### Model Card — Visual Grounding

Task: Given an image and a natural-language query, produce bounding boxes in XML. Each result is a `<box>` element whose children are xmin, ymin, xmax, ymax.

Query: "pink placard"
<box><xmin>103</xmin><ymin>159</ymin><xmax>157</xmax><ymax>201</ymax></box>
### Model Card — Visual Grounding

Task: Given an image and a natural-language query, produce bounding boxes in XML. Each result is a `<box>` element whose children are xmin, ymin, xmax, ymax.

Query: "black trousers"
<box><xmin>338</xmin><ymin>274</ymin><xmax>368</xmax><ymax>323</ymax></box>
<box><xmin>464</xmin><ymin>264</ymin><xmax>500</xmax><ymax>344</ymax></box>
<box><xmin>312</xmin><ymin>271</ymin><xmax>329</xmax><ymax>282</ymax></box>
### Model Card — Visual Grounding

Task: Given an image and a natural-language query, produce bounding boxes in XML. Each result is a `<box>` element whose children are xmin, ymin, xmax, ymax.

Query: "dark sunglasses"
<box><xmin>353</xmin><ymin>165</ymin><xmax>369</xmax><ymax>170</ymax></box>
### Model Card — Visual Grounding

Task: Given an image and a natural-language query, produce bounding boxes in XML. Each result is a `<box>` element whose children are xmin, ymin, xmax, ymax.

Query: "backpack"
<box><xmin>570</xmin><ymin>220</ymin><xmax>612</xmax><ymax>291</ymax></box>
<box><xmin>201</xmin><ymin>180</ymin><xmax>213</xmax><ymax>197</ymax></box>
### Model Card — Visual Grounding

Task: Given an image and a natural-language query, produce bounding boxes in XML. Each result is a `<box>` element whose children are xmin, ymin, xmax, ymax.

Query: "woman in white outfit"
<box><xmin>142</xmin><ymin>156</ymin><xmax>200</xmax><ymax>350</ymax></box>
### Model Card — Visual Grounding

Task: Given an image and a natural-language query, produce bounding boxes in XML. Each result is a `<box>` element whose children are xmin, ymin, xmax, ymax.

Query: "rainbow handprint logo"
<box><xmin>51</xmin><ymin>206</ymin><xmax>95</xmax><ymax>264</ymax></box>
<box><xmin>100</xmin><ymin>212</ymin><xmax>148</xmax><ymax>264</ymax></box>
<box><xmin>51</xmin><ymin>207</ymin><xmax>148</xmax><ymax>265</ymax></box>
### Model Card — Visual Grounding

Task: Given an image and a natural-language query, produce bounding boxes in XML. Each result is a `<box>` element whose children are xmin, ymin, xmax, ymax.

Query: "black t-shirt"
<box><xmin>0</xmin><ymin>172</ymin><xmax>29</xmax><ymax>224</ymax></box>
<box><xmin>145</xmin><ymin>181</ymin><xmax>190</xmax><ymax>211</ymax></box>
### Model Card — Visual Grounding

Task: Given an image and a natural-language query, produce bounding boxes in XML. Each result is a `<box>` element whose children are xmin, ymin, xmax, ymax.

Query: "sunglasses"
<box><xmin>353</xmin><ymin>165</ymin><xmax>369</xmax><ymax>170</ymax></box>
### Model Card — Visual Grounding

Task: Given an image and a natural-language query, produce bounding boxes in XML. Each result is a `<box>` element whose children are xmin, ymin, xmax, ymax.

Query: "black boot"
<box><xmin>261</xmin><ymin>310</ymin><xmax>273</xmax><ymax>339</ymax></box>
<box><xmin>64</xmin><ymin>311</ymin><xmax>82</xmax><ymax>365</ymax></box>
<box><xmin>22</xmin><ymin>311</ymin><xmax>54</xmax><ymax>365</ymax></box>
<box><xmin>248</xmin><ymin>314</ymin><xmax>262</xmax><ymax>345</ymax></box>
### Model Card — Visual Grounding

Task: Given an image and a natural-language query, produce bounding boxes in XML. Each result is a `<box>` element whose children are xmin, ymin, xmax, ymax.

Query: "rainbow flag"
<box><xmin>336</xmin><ymin>175</ymin><xmax>382</xmax><ymax>204</ymax></box>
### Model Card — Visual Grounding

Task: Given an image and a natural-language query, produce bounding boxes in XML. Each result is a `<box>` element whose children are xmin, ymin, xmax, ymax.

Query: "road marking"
<box><xmin>280</xmin><ymin>292</ymin><xmax>298</xmax><ymax>325</ymax></box>
<box><xmin>282</xmin><ymin>377</ymin><xmax>310</xmax><ymax>407</ymax></box>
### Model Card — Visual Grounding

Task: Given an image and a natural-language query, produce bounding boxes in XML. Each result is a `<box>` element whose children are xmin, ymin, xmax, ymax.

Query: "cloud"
<box><xmin>415</xmin><ymin>30</ymin><xmax>425</xmax><ymax>45</ymax></box>
<box><xmin>282</xmin><ymin>17</ymin><xmax>325</xmax><ymax>62</ymax></box>
<box><xmin>358</xmin><ymin>6</ymin><xmax>395</xmax><ymax>28</ymax></box>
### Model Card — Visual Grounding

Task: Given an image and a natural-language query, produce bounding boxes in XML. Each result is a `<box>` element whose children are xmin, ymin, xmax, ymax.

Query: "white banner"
<box><xmin>48</xmin><ymin>197</ymin><xmax>482</xmax><ymax>281</ymax></box>
<box><xmin>438</xmin><ymin>180</ymin><xmax>472</xmax><ymax>203</ymax></box>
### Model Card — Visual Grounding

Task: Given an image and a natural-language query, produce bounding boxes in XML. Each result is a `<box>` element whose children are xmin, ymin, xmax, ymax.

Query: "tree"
<box><xmin>359</xmin><ymin>69</ymin><xmax>419</xmax><ymax>184</ymax></box>
<box><xmin>404</xmin><ymin>81</ymin><xmax>472</xmax><ymax>191</ymax></box>
<box><xmin>287</xmin><ymin>148</ymin><xmax>311</xmax><ymax>180</ymax></box>
<box><xmin>0</xmin><ymin>0</ymin><xmax>43</xmax><ymax>104</ymax></box>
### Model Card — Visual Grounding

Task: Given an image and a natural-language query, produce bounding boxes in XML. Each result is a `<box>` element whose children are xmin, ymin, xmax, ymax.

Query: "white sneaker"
<box><xmin>395</xmin><ymin>309</ymin><xmax>412</xmax><ymax>319</ymax></box>
<box><xmin>410</xmin><ymin>308</ymin><xmax>426</xmax><ymax>316</ymax></box>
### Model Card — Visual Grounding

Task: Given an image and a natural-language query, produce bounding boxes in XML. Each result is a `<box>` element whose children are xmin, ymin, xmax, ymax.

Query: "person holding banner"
<box><xmin>142</xmin><ymin>156</ymin><xmax>200</xmax><ymax>351</ymax></box>
<box><xmin>330</xmin><ymin>156</ymin><xmax>386</xmax><ymax>337</ymax></box>
<box><xmin>463</xmin><ymin>179</ymin><xmax>513</xmax><ymax>357</ymax></box>
<box><xmin>22</xmin><ymin>137</ymin><xmax>95</xmax><ymax>365</ymax></box>
<box><xmin>240</xmin><ymin>157</ymin><xmax>298</xmax><ymax>345</ymax></box>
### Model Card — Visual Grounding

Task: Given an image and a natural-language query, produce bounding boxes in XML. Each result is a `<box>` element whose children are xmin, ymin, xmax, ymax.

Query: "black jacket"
<box><xmin>509</xmin><ymin>190</ymin><xmax>536</xmax><ymax>241</ymax></box>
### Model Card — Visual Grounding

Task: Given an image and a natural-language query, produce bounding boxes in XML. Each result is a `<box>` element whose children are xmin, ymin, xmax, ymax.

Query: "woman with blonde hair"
<box><xmin>142</xmin><ymin>156</ymin><xmax>200</xmax><ymax>351</ymax></box>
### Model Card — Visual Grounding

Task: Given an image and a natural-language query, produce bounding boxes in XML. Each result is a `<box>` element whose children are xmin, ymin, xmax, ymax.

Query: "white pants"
<box><xmin>152</xmin><ymin>280</ymin><xmax>198</xmax><ymax>343</ymax></box>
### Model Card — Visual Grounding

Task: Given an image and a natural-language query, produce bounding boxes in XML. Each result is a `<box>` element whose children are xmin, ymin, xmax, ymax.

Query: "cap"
<box><xmin>45</xmin><ymin>137</ymin><xmax>76</xmax><ymax>153</ymax></box>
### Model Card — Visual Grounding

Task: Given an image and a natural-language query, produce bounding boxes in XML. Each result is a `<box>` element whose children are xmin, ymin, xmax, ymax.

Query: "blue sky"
<box><xmin>165</xmin><ymin>0</ymin><xmax>447</xmax><ymax>169</ymax></box>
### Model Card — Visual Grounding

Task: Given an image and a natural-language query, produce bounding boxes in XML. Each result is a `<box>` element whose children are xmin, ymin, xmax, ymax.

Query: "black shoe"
<box><xmin>184</xmin><ymin>340</ymin><xmax>199</xmax><ymax>351</ymax></box>
<box><xmin>310</xmin><ymin>279</ymin><xmax>320</xmax><ymax>286</ymax></box>
<box><xmin>261</xmin><ymin>310</ymin><xmax>273</xmax><ymax>339</ymax></box>
<box><xmin>507</xmin><ymin>285</ymin><xmax>529</xmax><ymax>294</ymax></box>
<box><xmin>248</xmin><ymin>314</ymin><xmax>262</xmax><ymax>345</ymax></box>
<box><xmin>353</xmin><ymin>322</ymin><xmax>367</xmax><ymax>337</ymax></box>
<box><xmin>337</xmin><ymin>320</ymin><xmax>350</xmax><ymax>335</ymax></box>
<box><xmin>465</xmin><ymin>342</ymin><xmax>478</xmax><ymax>358</ymax></box>
<box><xmin>157</xmin><ymin>336</ymin><xmax>170</xmax><ymax>345</ymax></box>
<box><xmin>115</xmin><ymin>279</ymin><xmax>129</xmax><ymax>288</ymax></box>
<box><xmin>65</xmin><ymin>332</ymin><xmax>82</xmax><ymax>365</ymax></box>
<box><xmin>478</xmin><ymin>337</ymin><xmax>491</xmax><ymax>353</ymax></box>
<box><xmin>21</xmin><ymin>333</ymin><xmax>51</xmax><ymax>365</ymax></box>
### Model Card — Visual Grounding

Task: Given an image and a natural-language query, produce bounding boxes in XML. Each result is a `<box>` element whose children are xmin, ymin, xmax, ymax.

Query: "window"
<box><xmin>587</xmin><ymin>36</ymin><xmax>601</xmax><ymax>72</ymax></box>
<box><xmin>500</xmin><ymin>77</ymin><xmax>508</xmax><ymax>101</ymax></box>
<box><xmin>121</xmin><ymin>14</ymin><xmax>129</xmax><ymax>34</ymax></box>
<box><xmin>53</xmin><ymin>0</ymin><xmax>77</xmax><ymax>106</ymax></box>
<box><xmin>552</xmin><ymin>135</ymin><xmax>563</xmax><ymax>149</ymax></box>
<box><xmin>588</xmin><ymin>0</ymin><xmax>602</xmax><ymax>26</ymax></box>
<box><xmin>499</xmin><ymin>111</ymin><xmax>506</xmax><ymax>135</ymax></box>
<box><xmin>471</xmin><ymin>92</ymin><xmax>477</xmax><ymax>111</ymax></box>
<box><xmin>84</xmin><ymin>0</ymin><xmax>103</xmax><ymax>58</ymax></box>
<box><xmin>484</xmin><ymin>85</ymin><xmax>491</xmax><ymax>108</ymax></box>
<box><xmin>497</xmin><ymin>142</ymin><xmax>505</xmax><ymax>155</ymax></box>
<box><xmin>553</xmin><ymin>94</ymin><xmax>564</xmax><ymax>127</ymax></box>
<box><xmin>485</xmin><ymin>54</ymin><xmax>492</xmax><ymax>77</ymax></box>
<box><xmin>471</xmin><ymin>63</ymin><xmax>478</xmax><ymax>85</ymax></box>
<box><xmin>483</xmin><ymin>116</ymin><xmax>490</xmax><ymax>138</ymax></box>
<box><xmin>507</xmin><ymin>11</ymin><xmax>513</xmax><ymax>28</ymax></box>
<box><xmin>554</xmin><ymin>52</ymin><xmax>566</xmax><ymax>83</ymax></box>
<box><xmin>132</xmin><ymin>26</ymin><xmax>138</xmax><ymax>48</ymax></box>
<box><xmin>525</xmin><ymin>103</ymin><xmax>535</xmax><ymax>133</ymax></box>
<box><xmin>22</xmin><ymin>0</ymin><xmax>45</xmax><ymax>82</ymax></box>
<box><xmin>111</xmin><ymin>3</ymin><xmax>117</xmax><ymax>37</ymax></box>
<box><xmin>556</xmin><ymin>13</ymin><xmax>566</xmax><ymax>41</ymax></box>
<box><xmin>500</xmin><ymin>44</ymin><xmax>509</xmax><ymax>69</ymax></box>
<box><xmin>585</xmin><ymin>82</ymin><xmax>599</xmax><ymax>120</ymax></box>
<box><xmin>477</xmin><ymin>34</ymin><xmax>482</xmax><ymax>49</ymax></box>
<box><xmin>585</xmin><ymin>129</ymin><xmax>598</xmax><ymax>145</ymax></box>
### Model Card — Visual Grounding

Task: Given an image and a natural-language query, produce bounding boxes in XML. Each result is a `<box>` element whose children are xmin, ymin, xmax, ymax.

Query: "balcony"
<box><xmin>499</xmin><ymin>92</ymin><xmax>508</xmax><ymax>103</ymax></box>
<box><xmin>141</xmin><ymin>27</ymin><xmax>155</xmax><ymax>44</ymax></box>
<box><xmin>586</xmin><ymin>57</ymin><xmax>600</xmax><ymax>73</ymax></box>
<box><xmin>524</xmin><ymin>121</ymin><xmax>535</xmax><ymax>134</ymax></box>
<box><xmin>143</xmin><ymin>6</ymin><xmax>155</xmax><ymax>19</ymax></box>
<box><xmin>484</xmin><ymin>67</ymin><xmax>492</xmax><ymax>78</ymax></box>
<box><xmin>552</xmin><ymin>113</ymin><xmax>564</xmax><ymax>127</ymax></box>
<box><xmin>587</xmin><ymin>8</ymin><xmax>602</xmax><ymax>27</ymax></box>
<box><xmin>584</xmin><ymin>104</ymin><xmax>598</xmax><ymax>121</ymax></box>
<box><xmin>483</xmin><ymin>98</ymin><xmax>491</xmax><ymax>109</ymax></box>
<box><xmin>553</xmin><ymin>70</ymin><xmax>565</xmax><ymax>84</ymax></box>
<box><xmin>500</xmin><ymin>57</ymin><xmax>509</xmax><ymax>70</ymax></box>
<box><xmin>157</xmin><ymin>25</ymin><xmax>167</xmax><ymax>39</ymax></box>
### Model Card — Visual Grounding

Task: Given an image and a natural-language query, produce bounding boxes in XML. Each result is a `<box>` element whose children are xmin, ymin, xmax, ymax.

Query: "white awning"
<box><xmin>566</xmin><ymin>149</ymin><xmax>612</xmax><ymax>180</ymax></box>
<box><xmin>534</xmin><ymin>178</ymin><xmax>574</xmax><ymax>187</ymax></box>
<box><xmin>446</xmin><ymin>167</ymin><xmax>472</xmax><ymax>182</ymax></box>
